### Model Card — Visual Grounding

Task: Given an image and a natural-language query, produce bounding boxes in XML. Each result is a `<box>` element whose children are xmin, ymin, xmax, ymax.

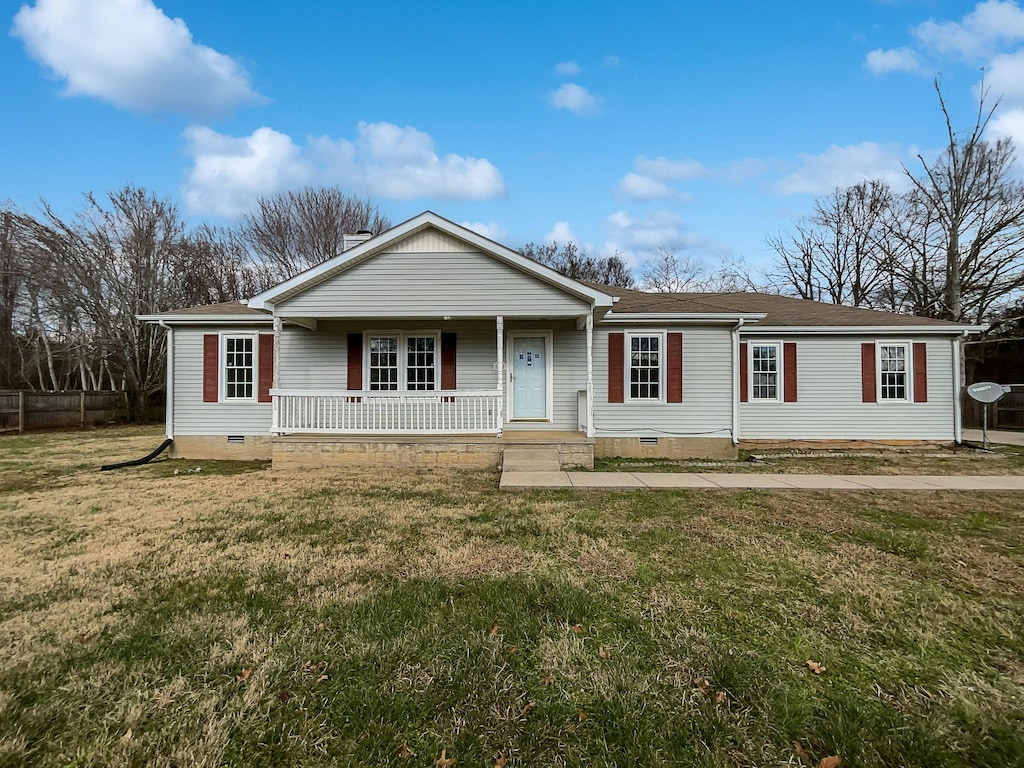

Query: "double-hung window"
<box><xmin>223</xmin><ymin>335</ymin><xmax>255</xmax><ymax>400</ymax></box>
<box><xmin>750</xmin><ymin>343</ymin><xmax>780</xmax><ymax>401</ymax></box>
<box><xmin>879</xmin><ymin>343</ymin><xmax>908</xmax><ymax>401</ymax></box>
<box><xmin>628</xmin><ymin>333</ymin><xmax>662</xmax><ymax>401</ymax></box>
<box><xmin>367</xmin><ymin>333</ymin><xmax>438</xmax><ymax>391</ymax></box>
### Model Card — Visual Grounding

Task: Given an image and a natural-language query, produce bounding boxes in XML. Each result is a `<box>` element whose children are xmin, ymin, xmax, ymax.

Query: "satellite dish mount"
<box><xmin>966</xmin><ymin>382</ymin><xmax>1010</xmax><ymax>449</ymax></box>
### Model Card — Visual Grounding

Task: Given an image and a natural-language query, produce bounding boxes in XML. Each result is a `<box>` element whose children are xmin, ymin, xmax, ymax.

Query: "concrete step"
<box><xmin>502</xmin><ymin>446</ymin><xmax>561</xmax><ymax>472</ymax></box>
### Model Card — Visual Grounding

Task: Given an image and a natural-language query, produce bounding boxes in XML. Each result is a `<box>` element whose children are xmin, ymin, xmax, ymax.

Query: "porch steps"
<box><xmin>501</xmin><ymin>446</ymin><xmax>562</xmax><ymax>472</ymax></box>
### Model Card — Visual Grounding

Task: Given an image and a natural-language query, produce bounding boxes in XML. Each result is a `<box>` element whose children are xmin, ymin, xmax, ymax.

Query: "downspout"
<box><xmin>953</xmin><ymin>332</ymin><xmax>965</xmax><ymax>444</ymax></box>
<box><xmin>731</xmin><ymin>318</ymin><xmax>745</xmax><ymax>446</ymax></box>
<box><xmin>158</xmin><ymin>320</ymin><xmax>173</xmax><ymax>440</ymax></box>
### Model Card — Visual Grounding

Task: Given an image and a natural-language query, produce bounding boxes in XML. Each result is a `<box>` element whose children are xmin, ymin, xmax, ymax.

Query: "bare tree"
<box><xmin>642</xmin><ymin>246</ymin><xmax>771</xmax><ymax>293</ymax></box>
<box><xmin>896</xmin><ymin>79</ymin><xmax>1024</xmax><ymax>323</ymax></box>
<box><xmin>240</xmin><ymin>186</ymin><xmax>390</xmax><ymax>281</ymax></box>
<box><xmin>768</xmin><ymin>180</ymin><xmax>892</xmax><ymax>306</ymax></box>
<box><xmin>520</xmin><ymin>241</ymin><xmax>635</xmax><ymax>288</ymax></box>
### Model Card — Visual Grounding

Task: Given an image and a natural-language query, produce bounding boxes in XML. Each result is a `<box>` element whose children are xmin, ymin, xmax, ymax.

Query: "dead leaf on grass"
<box><xmin>806</xmin><ymin>660</ymin><xmax>826</xmax><ymax>675</ymax></box>
<box><xmin>488</xmin><ymin>622</ymin><xmax>501</xmax><ymax>636</ymax></box>
<box><xmin>572</xmin><ymin>624</ymin><xmax>583</xmax><ymax>634</ymax></box>
<box><xmin>819</xmin><ymin>758</ymin><xmax>841</xmax><ymax>768</ymax></box>
<box><xmin>121</xmin><ymin>728</ymin><xmax>133</xmax><ymax>742</ymax></box>
<box><xmin>715</xmin><ymin>690</ymin><xmax>728</xmax><ymax>705</ymax></box>
<box><xmin>598</xmin><ymin>645</ymin><xmax>611</xmax><ymax>659</ymax></box>
<box><xmin>278</xmin><ymin>690</ymin><xmax>290</xmax><ymax>702</ymax></box>
<box><xmin>435</xmin><ymin>748</ymin><xmax>456</xmax><ymax>767</ymax></box>
<box><xmin>521</xmin><ymin>701</ymin><xmax>536</xmax><ymax>716</ymax></box>
<box><xmin>494</xmin><ymin>754</ymin><xmax>507</xmax><ymax>768</ymax></box>
<box><xmin>577</xmin><ymin>710</ymin><xmax>588</xmax><ymax>721</ymax></box>
<box><xmin>237</xmin><ymin>668</ymin><xmax>251</xmax><ymax>682</ymax></box>
<box><xmin>541</xmin><ymin>675</ymin><xmax>554</xmax><ymax>686</ymax></box>
<box><xmin>693</xmin><ymin>676</ymin><xmax>710</xmax><ymax>693</ymax></box>
<box><xmin>507</xmin><ymin>644</ymin><xmax>518</xmax><ymax>656</ymax></box>
<box><xmin>398</xmin><ymin>742</ymin><xmax>415</xmax><ymax>759</ymax></box>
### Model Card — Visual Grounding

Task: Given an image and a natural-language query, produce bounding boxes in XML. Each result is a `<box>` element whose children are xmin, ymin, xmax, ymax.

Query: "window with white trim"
<box><xmin>367</xmin><ymin>333</ymin><xmax>438</xmax><ymax>391</ymax></box>
<box><xmin>628</xmin><ymin>333</ymin><xmax>661</xmax><ymax>400</ymax></box>
<box><xmin>751</xmin><ymin>343</ymin><xmax>780</xmax><ymax>401</ymax></box>
<box><xmin>879</xmin><ymin>343</ymin><xmax>908</xmax><ymax>401</ymax></box>
<box><xmin>406</xmin><ymin>336</ymin><xmax>436</xmax><ymax>390</ymax></box>
<box><xmin>368</xmin><ymin>336</ymin><xmax>399</xmax><ymax>390</ymax></box>
<box><xmin>223</xmin><ymin>335</ymin><xmax>255</xmax><ymax>400</ymax></box>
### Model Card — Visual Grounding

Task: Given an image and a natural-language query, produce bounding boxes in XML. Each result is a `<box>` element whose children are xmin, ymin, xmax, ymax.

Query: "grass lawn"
<box><xmin>0</xmin><ymin>427</ymin><xmax>1022</xmax><ymax>767</ymax></box>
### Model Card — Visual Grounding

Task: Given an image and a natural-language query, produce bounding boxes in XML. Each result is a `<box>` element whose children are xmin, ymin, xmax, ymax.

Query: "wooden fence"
<box><xmin>0</xmin><ymin>391</ymin><xmax>128</xmax><ymax>434</ymax></box>
<box><xmin>961</xmin><ymin>385</ymin><xmax>1024</xmax><ymax>431</ymax></box>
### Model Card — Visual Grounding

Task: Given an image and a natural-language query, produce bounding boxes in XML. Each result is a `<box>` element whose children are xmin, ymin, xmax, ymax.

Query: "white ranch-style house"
<box><xmin>142</xmin><ymin>212</ymin><xmax>982</xmax><ymax>469</ymax></box>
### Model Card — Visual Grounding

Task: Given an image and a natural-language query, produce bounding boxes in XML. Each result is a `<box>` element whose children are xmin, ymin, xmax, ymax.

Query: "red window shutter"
<box><xmin>739</xmin><ymin>342</ymin><xmax>748</xmax><ymax>403</ymax></box>
<box><xmin>861</xmin><ymin>342</ymin><xmax>877</xmax><ymax>403</ymax></box>
<box><xmin>441</xmin><ymin>332</ymin><xmax>457</xmax><ymax>390</ymax></box>
<box><xmin>608</xmin><ymin>332</ymin><xmax>624</xmax><ymax>403</ymax></box>
<box><xmin>347</xmin><ymin>333</ymin><xmax>363</xmax><ymax>391</ymax></box>
<box><xmin>667</xmin><ymin>332</ymin><xmax>683</xmax><ymax>403</ymax></box>
<box><xmin>203</xmin><ymin>334</ymin><xmax>219</xmax><ymax>403</ymax></box>
<box><xmin>913</xmin><ymin>342</ymin><xmax>928</xmax><ymax>403</ymax></box>
<box><xmin>783</xmin><ymin>342</ymin><xmax>798</xmax><ymax>402</ymax></box>
<box><xmin>258</xmin><ymin>333</ymin><xmax>274</xmax><ymax>402</ymax></box>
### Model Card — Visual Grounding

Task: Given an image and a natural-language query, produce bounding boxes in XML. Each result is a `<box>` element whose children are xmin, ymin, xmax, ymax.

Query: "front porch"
<box><xmin>271</xmin><ymin>430</ymin><xmax>594</xmax><ymax>470</ymax></box>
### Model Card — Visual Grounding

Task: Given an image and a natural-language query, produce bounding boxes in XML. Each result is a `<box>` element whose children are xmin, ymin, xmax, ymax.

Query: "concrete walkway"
<box><xmin>499</xmin><ymin>470</ymin><xmax>1024</xmax><ymax>491</ymax></box>
<box><xmin>963</xmin><ymin>429</ymin><xmax>1024</xmax><ymax>447</ymax></box>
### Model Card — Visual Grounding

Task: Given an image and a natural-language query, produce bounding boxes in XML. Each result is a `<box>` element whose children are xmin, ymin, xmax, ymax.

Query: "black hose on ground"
<box><xmin>100</xmin><ymin>438</ymin><xmax>174</xmax><ymax>471</ymax></box>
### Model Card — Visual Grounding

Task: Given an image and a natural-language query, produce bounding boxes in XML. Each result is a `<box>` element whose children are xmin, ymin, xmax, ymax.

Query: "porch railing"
<box><xmin>271</xmin><ymin>389</ymin><xmax>503</xmax><ymax>435</ymax></box>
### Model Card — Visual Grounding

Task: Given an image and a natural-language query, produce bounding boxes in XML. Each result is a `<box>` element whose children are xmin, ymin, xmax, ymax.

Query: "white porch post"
<box><xmin>585</xmin><ymin>313</ymin><xmax>594</xmax><ymax>438</ymax></box>
<box><xmin>271</xmin><ymin>315</ymin><xmax>282</xmax><ymax>434</ymax></box>
<box><xmin>496</xmin><ymin>315</ymin><xmax>504</xmax><ymax>436</ymax></box>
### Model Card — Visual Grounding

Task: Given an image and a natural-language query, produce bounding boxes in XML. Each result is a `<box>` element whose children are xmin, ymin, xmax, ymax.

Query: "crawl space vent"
<box><xmin>226</xmin><ymin>435</ymin><xmax>245</xmax><ymax>444</ymax></box>
<box><xmin>639</xmin><ymin>437</ymin><xmax>659</xmax><ymax>446</ymax></box>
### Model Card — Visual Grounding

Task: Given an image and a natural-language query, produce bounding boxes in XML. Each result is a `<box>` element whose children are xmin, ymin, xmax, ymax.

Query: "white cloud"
<box><xmin>460</xmin><ymin>221</ymin><xmax>507</xmax><ymax>241</ymax></box>
<box><xmin>11</xmin><ymin>0</ymin><xmax>262</xmax><ymax>118</ymax></box>
<box><xmin>544</xmin><ymin>221</ymin><xmax>578</xmax><ymax>244</ymax></box>
<box><xmin>554</xmin><ymin>60</ymin><xmax>580</xmax><ymax>76</ymax></box>
<box><xmin>776</xmin><ymin>142</ymin><xmax>910</xmax><ymax>196</ymax></box>
<box><xmin>865</xmin><ymin>47</ymin><xmax>925</xmax><ymax>74</ymax></box>
<box><xmin>634</xmin><ymin>155</ymin><xmax>709</xmax><ymax>181</ymax></box>
<box><xmin>548</xmin><ymin>83</ymin><xmax>599</xmax><ymax>115</ymax></box>
<box><xmin>989</xmin><ymin>106</ymin><xmax>1024</xmax><ymax>144</ymax></box>
<box><xmin>183</xmin><ymin>121</ymin><xmax>506</xmax><ymax>217</ymax></box>
<box><xmin>986</xmin><ymin>49</ymin><xmax>1024</xmax><ymax>101</ymax></box>
<box><xmin>616</xmin><ymin>173</ymin><xmax>680</xmax><ymax>201</ymax></box>
<box><xmin>913</xmin><ymin>0</ymin><xmax>1024</xmax><ymax>58</ymax></box>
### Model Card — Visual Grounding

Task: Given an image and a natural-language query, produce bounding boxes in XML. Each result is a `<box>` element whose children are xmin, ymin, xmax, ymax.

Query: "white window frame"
<box><xmin>877</xmin><ymin>340</ymin><xmax>912</xmax><ymax>403</ymax></box>
<box><xmin>625</xmin><ymin>330</ymin><xmax>665</xmax><ymax>403</ymax></box>
<box><xmin>220</xmin><ymin>332</ymin><xmax>258</xmax><ymax>403</ymax></box>
<box><xmin>363</xmin><ymin>330</ymin><xmax>441</xmax><ymax>392</ymax></box>
<box><xmin>748</xmin><ymin>341</ymin><xmax>783</xmax><ymax>403</ymax></box>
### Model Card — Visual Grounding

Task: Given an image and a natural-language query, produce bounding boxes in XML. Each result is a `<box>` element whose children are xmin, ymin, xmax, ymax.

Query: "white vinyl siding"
<box><xmin>739</xmin><ymin>336</ymin><xmax>955</xmax><ymax>440</ymax></box>
<box><xmin>276</xmin><ymin>249</ymin><xmax>589</xmax><ymax>318</ymax></box>
<box><xmin>593</xmin><ymin>326</ymin><xmax>734</xmax><ymax>439</ymax></box>
<box><xmin>172</xmin><ymin>327</ymin><xmax>273</xmax><ymax>436</ymax></box>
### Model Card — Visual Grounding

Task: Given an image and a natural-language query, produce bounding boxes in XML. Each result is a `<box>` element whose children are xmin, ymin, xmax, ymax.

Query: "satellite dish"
<box><xmin>967</xmin><ymin>382</ymin><xmax>1008</xmax><ymax>404</ymax></box>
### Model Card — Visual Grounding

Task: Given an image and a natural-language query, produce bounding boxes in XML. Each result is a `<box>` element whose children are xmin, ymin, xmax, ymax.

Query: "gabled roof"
<box><xmin>595</xmin><ymin>284</ymin><xmax>983</xmax><ymax>332</ymax></box>
<box><xmin>247</xmin><ymin>211</ymin><xmax>616</xmax><ymax>310</ymax></box>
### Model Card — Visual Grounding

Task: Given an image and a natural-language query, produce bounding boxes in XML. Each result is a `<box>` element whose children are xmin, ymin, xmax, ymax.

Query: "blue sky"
<box><xmin>5</xmin><ymin>0</ymin><xmax>1024</xmax><ymax>277</ymax></box>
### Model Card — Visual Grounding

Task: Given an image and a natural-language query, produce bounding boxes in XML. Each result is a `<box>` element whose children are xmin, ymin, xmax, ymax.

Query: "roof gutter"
<box><xmin>137</xmin><ymin>315</ymin><xmax>273</xmax><ymax>325</ymax></box>
<box><xmin>731</xmin><ymin>318</ymin><xmax>744</xmax><ymax>446</ymax></box>
<box><xmin>740</xmin><ymin>325</ymin><xmax>987</xmax><ymax>335</ymax></box>
<box><xmin>601</xmin><ymin>311</ymin><xmax>767</xmax><ymax>324</ymax></box>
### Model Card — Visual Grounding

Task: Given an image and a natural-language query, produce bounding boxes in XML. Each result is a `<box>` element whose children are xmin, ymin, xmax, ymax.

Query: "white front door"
<box><xmin>512</xmin><ymin>336</ymin><xmax>547</xmax><ymax>419</ymax></box>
